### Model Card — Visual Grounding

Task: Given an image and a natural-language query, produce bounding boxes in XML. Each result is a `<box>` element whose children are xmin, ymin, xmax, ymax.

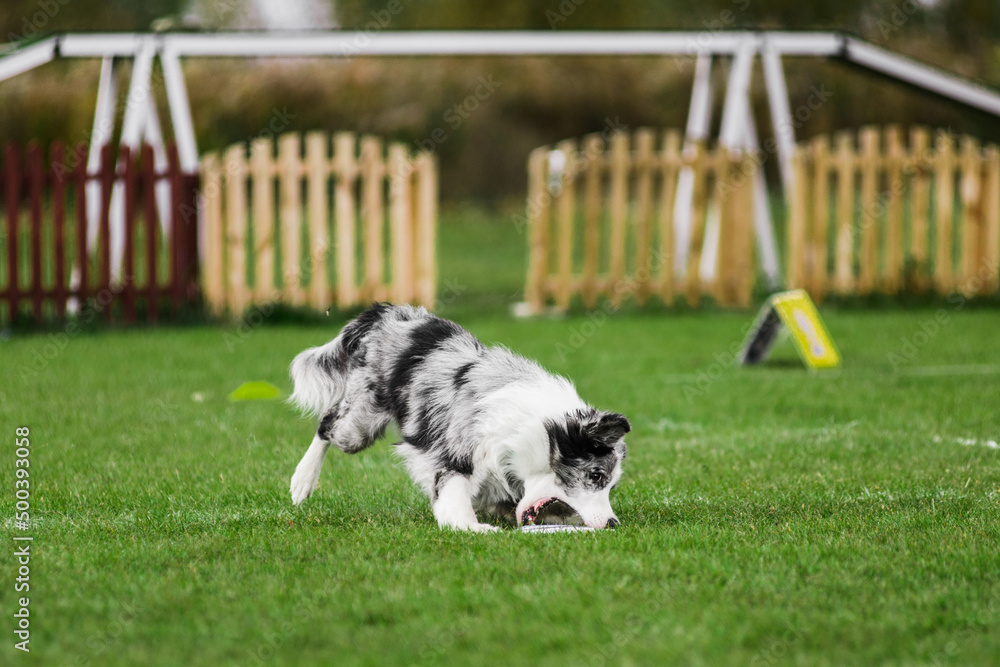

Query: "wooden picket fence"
<box><xmin>0</xmin><ymin>141</ymin><xmax>199</xmax><ymax>325</ymax></box>
<box><xmin>788</xmin><ymin>126</ymin><xmax>1000</xmax><ymax>300</ymax></box>
<box><xmin>523</xmin><ymin>128</ymin><xmax>757</xmax><ymax>312</ymax></box>
<box><xmin>200</xmin><ymin>131</ymin><xmax>437</xmax><ymax>316</ymax></box>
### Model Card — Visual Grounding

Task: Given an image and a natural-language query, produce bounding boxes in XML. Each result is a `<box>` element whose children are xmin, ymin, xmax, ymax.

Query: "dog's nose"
<box><xmin>605</xmin><ymin>518</ymin><xmax>619</xmax><ymax>529</ymax></box>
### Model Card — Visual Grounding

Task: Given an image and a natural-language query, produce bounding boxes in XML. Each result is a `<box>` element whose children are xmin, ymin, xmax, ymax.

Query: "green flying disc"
<box><xmin>228</xmin><ymin>381</ymin><xmax>282</xmax><ymax>402</ymax></box>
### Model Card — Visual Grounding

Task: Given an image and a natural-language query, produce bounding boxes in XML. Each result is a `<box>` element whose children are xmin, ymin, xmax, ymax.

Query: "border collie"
<box><xmin>288</xmin><ymin>303</ymin><xmax>630</xmax><ymax>532</ymax></box>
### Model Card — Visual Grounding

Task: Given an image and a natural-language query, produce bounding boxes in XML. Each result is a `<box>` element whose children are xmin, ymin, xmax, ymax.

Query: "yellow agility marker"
<box><xmin>738</xmin><ymin>290</ymin><xmax>840</xmax><ymax>369</ymax></box>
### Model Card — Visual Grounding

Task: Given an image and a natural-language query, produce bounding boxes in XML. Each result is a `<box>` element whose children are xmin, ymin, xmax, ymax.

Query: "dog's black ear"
<box><xmin>587</xmin><ymin>412</ymin><xmax>631</xmax><ymax>445</ymax></box>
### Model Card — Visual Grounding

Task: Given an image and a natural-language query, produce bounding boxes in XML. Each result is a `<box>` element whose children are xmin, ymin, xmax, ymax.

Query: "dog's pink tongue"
<box><xmin>519</xmin><ymin>498</ymin><xmax>556</xmax><ymax>526</ymax></box>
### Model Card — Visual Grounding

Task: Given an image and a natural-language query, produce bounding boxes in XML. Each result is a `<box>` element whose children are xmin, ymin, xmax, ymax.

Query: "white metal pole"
<box><xmin>85</xmin><ymin>55</ymin><xmax>119</xmax><ymax>250</ymax></box>
<box><xmin>50</xmin><ymin>30</ymin><xmax>847</xmax><ymax>58</ymax></box>
<box><xmin>159</xmin><ymin>46</ymin><xmax>203</xmax><ymax>263</ymax></box>
<box><xmin>842</xmin><ymin>36</ymin><xmax>1000</xmax><ymax>117</ymax></box>
<box><xmin>109</xmin><ymin>37</ymin><xmax>156</xmax><ymax>282</ymax></box>
<box><xmin>68</xmin><ymin>55</ymin><xmax>118</xmax><ymax>314</ymax></box>
<box><xmin>142</xmin><ymin>94</ymin><xmax>173</xmax><ymax>239</ymax></box>
<box><xmin>701</xmin><ymin>38</ymin><xmax>756</xmax><ymax>282</ymax></box>
<box><xmin>717</xmin><ymin>39</ymin><xmax>756</xmax><ymax>149</ymax></box>
<box><xmin>0</xmin><ymin>37</ymin><xmax>57</xmax><ymax>82</ymax></box>
<box><xmin>743</xmin><ymin>114</ymin><xmax>781</xmax><ymax>287</ymax></box>
<box><xmin>160</xmin><ymin>46</ymin><xmax>199</xmax><ymax>173</ymax></box>
<box><xmin>673</xmin><ymin>53</ymin><xmax>714</xmax><ymax>280</ymax></box>
<box><xmin>761</xmin><ymin>40</ymin><xmax>796</xmax><ymax>198</ymax></box>
<box><xmin>118</xmin><ymin>39</ymin><xmax>156</xmax><ymax>150</ymax></box>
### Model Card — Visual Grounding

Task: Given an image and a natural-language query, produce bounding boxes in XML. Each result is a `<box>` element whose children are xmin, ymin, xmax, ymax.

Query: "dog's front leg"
<box><xmin>432</xmin><ymin>473</ymin><xmax>499</xmax><ymax>533</ymax></box>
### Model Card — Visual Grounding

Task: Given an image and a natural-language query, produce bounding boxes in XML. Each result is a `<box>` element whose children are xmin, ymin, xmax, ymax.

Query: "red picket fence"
<box><xmin>0</xmin><ymin>142</ymin><xmax>199</xmax><ymax>325</ymax></box>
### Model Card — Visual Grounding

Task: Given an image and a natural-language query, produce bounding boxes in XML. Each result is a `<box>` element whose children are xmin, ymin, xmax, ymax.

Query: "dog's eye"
<box><xmin>588</xmin><ymin>470</ymin><xmax>605</xmax><ymax>485</ymax></box>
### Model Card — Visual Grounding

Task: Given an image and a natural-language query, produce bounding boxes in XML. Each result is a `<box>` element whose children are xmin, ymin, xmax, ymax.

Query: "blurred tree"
<box><xmin>937</xmin><ymin>0</ymin><xmax>1000</xmax><ymax>54</ymax></box>
<box><xmin>1</xmin><ymin>0</ymin><xmax>186</xmax><ymax>39</ymax></box>
<box><xmin>335</xmin><ymin>0</ymin><xmax>884</xmax><ymax>31</ymax></box>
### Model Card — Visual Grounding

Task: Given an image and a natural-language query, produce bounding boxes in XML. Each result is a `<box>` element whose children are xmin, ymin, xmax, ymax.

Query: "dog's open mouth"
<box><xmin>519</xmin><ymin>498</ymin><xmax>587</xmax><ymax>527</ymax></box>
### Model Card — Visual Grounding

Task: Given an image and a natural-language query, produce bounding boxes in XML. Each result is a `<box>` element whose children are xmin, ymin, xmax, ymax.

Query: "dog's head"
<box><xmin>517</xmin><ymin>409</ymin><xmax>630</xmax><ymax>529</ymax></box>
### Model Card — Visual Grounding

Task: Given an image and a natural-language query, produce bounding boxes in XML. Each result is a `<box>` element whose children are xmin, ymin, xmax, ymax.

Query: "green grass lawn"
<box><xmin>2</xmin><ymin>208</ymin><xmax>999</xmax><ymax>666</ymax></box>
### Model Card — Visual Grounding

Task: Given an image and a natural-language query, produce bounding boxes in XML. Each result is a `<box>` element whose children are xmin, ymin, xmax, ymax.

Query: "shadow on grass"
<box><xmin>747</xmin><ymin>358</ymin><xmax>805</xmax><ymax>370</ymax></box>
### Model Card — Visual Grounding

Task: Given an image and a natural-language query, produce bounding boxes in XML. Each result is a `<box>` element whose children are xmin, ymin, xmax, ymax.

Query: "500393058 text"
<box><xmin>13</xmin><ymin>426</ymin><xmax>33</xmax><ymax>653</ymax></box>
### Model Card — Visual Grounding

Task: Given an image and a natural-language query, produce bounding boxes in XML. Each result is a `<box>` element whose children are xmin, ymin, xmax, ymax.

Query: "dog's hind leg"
<box><xmin>290</xmin><ymin>411</ymin><xmax>343</xmax><ymax>505</ymax></box>
<box><xmin>290</xmin><ymin>401</ymin><xmax>392</xmax><ymax>505</ymax></box>
<box><xmin>432</xmin><ymin>472</ymin><xmax>499</xmax><ymax>533</ymax></box>
<box><xmin>290</xmin><ymin>432</ymin><xmax>331</xmax><ymax>506</ymax></box>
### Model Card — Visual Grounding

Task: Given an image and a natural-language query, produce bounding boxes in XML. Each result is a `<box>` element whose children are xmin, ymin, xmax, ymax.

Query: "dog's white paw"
<box><xmin>469</xmin><ymin>523</ymin><xmax>501</xmax><ymax>533</ymax></box>
<box><xmin>289</xmin><ymin>467</ymin><xmax>320</xmax><ymax>506</ymax></box>
<box><xmin>438</xmin><ymin>521</ymin><xmax>500</xmax><ymax>533</ymax></box>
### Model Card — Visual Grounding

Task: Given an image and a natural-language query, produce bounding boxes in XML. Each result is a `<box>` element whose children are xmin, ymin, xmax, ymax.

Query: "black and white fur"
<box><xmin>288</xmin><ymin>303</ymin><xmax>630</xmax><ymax>532</ymax></box>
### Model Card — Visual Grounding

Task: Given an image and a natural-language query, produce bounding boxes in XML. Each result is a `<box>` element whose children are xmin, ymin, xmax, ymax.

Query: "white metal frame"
<box><xmin>72</xmin><ymin>40</ymin><xmax>174</xmax><ymax>292</ymax></box>
<box><xmin>85</xmin><ymin>55</ymin><xmax>119</xmax><ymax>249</ymax></box>
<box><xmin>5</xmin><ymin>30</ymin><xmax>998</xmax><ymax>167</ymax></box>
<box><xmin>707</xmin><ymin>37</ymin><xmax>782</xmax><ymax>287</ymax></box>
<box><xmin>3</xmin><ymin>30</ymin><xmax>999</xmax><ymax>291</ymax></box>
<box><xmin>701</xmin><ymin>39</ymin><xmax>757</xmax><ymax>284</ymax></box>
<box><xmin>672</xmin><ymin>53</ymin><xmax>714</xmax><ymax>281</ymax></box>
<box><xmin>761</xmin><ymin>40</ymin><xmax>796</xmax><ymax>195</ymax></box>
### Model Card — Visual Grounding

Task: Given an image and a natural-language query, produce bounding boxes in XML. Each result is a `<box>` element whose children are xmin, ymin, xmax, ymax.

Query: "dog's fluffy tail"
<box><xmin>289</xmin><ymin>341</ymin><xmax>346</xmax><ymax>418</ymax></box>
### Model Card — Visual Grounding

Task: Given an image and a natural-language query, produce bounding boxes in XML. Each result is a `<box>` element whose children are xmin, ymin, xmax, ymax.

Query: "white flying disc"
<box><xmin>519</xmin><ymin>524</ymin><xmax>594</xmax><ymax>533</ymax></box>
